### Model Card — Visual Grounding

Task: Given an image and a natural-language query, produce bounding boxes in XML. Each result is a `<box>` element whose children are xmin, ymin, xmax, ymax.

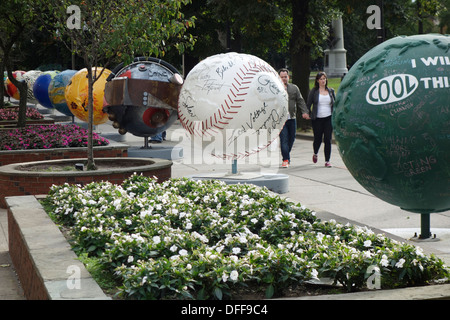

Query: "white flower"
<box><xmin>170</xmin><ymin>245</ymin><xmax>178</xmax><ymax>252</ymax></box>
<box><xmin>186</xmin><ymin>264</ymin><xmax>192</xmax><ymax>270</ymax></box>
<box><xmin>113</xmin><ymin>198</ymin><xmax>121</xmax><ymax>209</ymax></box>
<box><xmin>310</xmin><ymin>268</ymin><xmax>319</xmax><ymax>280</ymax></box>
<box><xmin>127</xmin><ymin>255</ymin><xmax>134</xmax><ymax>263</ymax></box>
<box><xmin>185</xmin><ymin>222</ymin><xmax>192</xmax><ymax>230</ymax></box>
<box><xmin>395</xmin><ymin>258</ymin><xmax>406</xmax><ymax>269</ymax></box>
<box><xmin>230</xmin><ymin>270</ymin><xmax>239</xmax><ymax>281</ymax></box>
<box><xmin>179</xmin><ymin>249</ymin><xmax>188</xmax><ymax>256</ymax></box>
<box><xmin>222</xmin><ymin>273</ymin><xmax>229</xmax><ymax>283</ymax></box>
<box><xmin>316</xmin><ymin>233</ymin><xmax>324</xmax><ymax>243</ymax></box>
<box><xmin>153</xmin><ymin>236</ymin><xmax>161</xmax><ymax>244</ymax></box>
<box><xmin>125</xmin><ymin>219</ymin><xmax>132</xmax><ymax>225</ymax></box>
<box><xmin>251</xmin><ymin>218</ymin><xmax>258</xmax><ymax>224</ymax></box>
<box><xmin>364</xmin><ymin>240</ymin><xmax>372</xmax><ymax>247</ymax></box>
<box><xmin>415</xmin><ymin>247</ymin><xmax>425</xmax><ymax>257</ymax></box>
<box><xmin>232</xmin><ymin>247</ymin><xmax>241</xmax><ymax>255</ymax></box>
<box><xmin>380</xmin><ymin>255</ymin><xmax>389</xmax><ymax>267</ymax></box>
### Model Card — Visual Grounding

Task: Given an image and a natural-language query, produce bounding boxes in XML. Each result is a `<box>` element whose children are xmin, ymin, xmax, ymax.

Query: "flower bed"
<box><xmin>43</xmin><ymin>175</ymin><xmax>450</xmax><ymax>300</ymax></box>
<box><xmin>0</xmin><ymin>107</ymin><xmax>44</xmax><ymax>121</ymax></box>
<box><xmin>1</xmin><ymin>124</ymin><xmax>108</xmax><ymax>150</ymax></box>
<box><xmin>0</xmin><ymin>124</ymin><xmax>125</xmax><ymax>167</ymax></box>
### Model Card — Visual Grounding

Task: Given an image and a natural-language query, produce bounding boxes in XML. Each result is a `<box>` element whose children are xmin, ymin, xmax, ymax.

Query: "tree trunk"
<box><xmin>0</xmin><ymin>61</ymin><xmax>5</xmax><ymax>108</ymax></box>
<box><xmin>290</xmin><ymin>0</ymin><xmax>312</xmax><ymax>129</ymax></box>
<box><xmin>86</xmin><ymin>65</ymin><xmax>97</xmax><ymax>171</ymax></box>
<box><xmin>6</xmin><ymin>68</ymin><xmax>28</xmax><ymax>127</ymax></box>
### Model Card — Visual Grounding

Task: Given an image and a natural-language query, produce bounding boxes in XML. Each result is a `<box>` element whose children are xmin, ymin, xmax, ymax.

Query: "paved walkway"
<box><xmin>1</xmin><ymin>110</ymin><xmax>449</xmax><ymax>300</ymax></box>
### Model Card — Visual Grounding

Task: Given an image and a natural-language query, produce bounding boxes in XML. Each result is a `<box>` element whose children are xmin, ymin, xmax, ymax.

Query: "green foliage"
<box><xmin>43</xmin><ymin>175</ymin><xmax>450</xmax><ymax>300</ymax></box>
<box><xmin>35</xmin><ymin>0</ymin><xmax>196</xmax><ymax>67</ymax></box>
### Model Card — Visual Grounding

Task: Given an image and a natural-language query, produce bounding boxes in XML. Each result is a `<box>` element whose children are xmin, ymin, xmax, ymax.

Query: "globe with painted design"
<box><xmin>33</xmin><ymin>70</ymin><xmax>60</xmax><ymax>109</ymax></box>
<box><xmin>48</xmin><ymin>70</ymin><xmax>77</xmax><ymax>116</ymax></box>
<box><xmin>333</xmin><ymin>34</ymin><xmax>450</xmax><ymax>214</ymax></box>
<box><xmin>65</xmin><ymin>67</ymin><xmax>111</xmax><ymax>124</ymax></box>
<box><xmin>4</xmin><ymin>71</ymin><xmax>26</xmax><ymax>100</ymax></box>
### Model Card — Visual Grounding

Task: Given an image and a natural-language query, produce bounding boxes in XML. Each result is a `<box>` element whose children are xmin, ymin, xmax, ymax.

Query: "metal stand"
<box><xmin>142</xmin><ymin>137</ymin><xmax>152</xmax><ymax>149</ymax></box>
<box><xmin>231</xmin><ymin>159</ymin><xmax>238</xmax><ymax>174</ymax></box>
<box><xmin>420</xmin><ymin>213</ymin><xmax>431</xmax><ymax>239</ymax></box>
<box><xmin>411</xmin><ymin>212</ymin><xmax>439</xmax><ymax>242</ymax></box>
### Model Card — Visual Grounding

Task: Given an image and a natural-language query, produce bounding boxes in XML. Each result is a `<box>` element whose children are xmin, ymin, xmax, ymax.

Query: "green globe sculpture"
<box><xmin>333</xmin><ymin>34</ymin><xmax>449</xmax><ymax>239</ymax></box>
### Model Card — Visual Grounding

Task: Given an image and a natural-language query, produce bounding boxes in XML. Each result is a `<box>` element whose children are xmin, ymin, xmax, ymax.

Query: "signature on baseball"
<box><xmin>227</xmin><ymin>102</ymin><xmax>287</xmax><ymax>145</ymax></box>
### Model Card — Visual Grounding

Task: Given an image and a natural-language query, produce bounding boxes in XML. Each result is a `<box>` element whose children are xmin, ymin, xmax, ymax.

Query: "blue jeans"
<box><xmin>280</xmin><ymin>119</ymin><xmax>296</xmax><ymax>162</ymax></box>
<box><xmin>150</xmin><ymin>131</ymin><xmax>166</xmax><ymax>142</ymax></box>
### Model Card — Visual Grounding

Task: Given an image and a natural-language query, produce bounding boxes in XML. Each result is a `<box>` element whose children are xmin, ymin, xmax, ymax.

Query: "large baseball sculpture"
<box><xmin>65</xmin><ymin>67</ymin><xmax>111</xmax><ymax>124</ymax></box>
<box><xmin>178</xmin><ymin>52</ymin><xmax>288</xmax><ymax>160</ymax></box>
<box><xmin>333</xmin><ymin>34</ymin><xmax>449</xmax><ymax>216</ymax></box>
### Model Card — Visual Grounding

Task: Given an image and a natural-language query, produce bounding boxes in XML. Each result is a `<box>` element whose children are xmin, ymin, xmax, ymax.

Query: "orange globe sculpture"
<box><xmin>65</xmin><ymin>67</ymin><xmax>111</xmax><ymax>124</ymax></box>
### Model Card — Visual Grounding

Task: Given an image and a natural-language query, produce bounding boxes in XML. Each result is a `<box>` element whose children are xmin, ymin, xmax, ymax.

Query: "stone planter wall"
<box><xmin>0</xmin><ymin>142</ymin><xmax>128</xmax><ymax>166</ymax></box>
<box><xmin>0</xmin><ymin>158</ymin><xmax>172</xmax><ymax>208</ymax></box>
<box><xmin>6</xmin><ymin>195</ymin><xmax>111</xmax><ymax>300</ymax></box>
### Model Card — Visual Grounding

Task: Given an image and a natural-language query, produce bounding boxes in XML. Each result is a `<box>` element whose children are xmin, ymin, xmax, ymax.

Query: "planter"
<box><xmin>0</xmin><ymin>141</ymin><xmax>128</xmax><ymax>166</ymax></box>
<box><xmin>0</xmin><ymin>157</ymin><xmax>172</xmax><ymax>208</ymax></box>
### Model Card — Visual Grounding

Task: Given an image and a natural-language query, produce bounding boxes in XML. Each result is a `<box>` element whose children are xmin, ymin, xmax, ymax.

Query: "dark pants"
<box><xmin>280</xmin><ymin>119</ymin><xmax>297</xmax><ymax>162</ymax></box>
<box><xmin>312</xmin><ymin>116</ymin><xmax>332</xmax><ymax>162</ymax></box>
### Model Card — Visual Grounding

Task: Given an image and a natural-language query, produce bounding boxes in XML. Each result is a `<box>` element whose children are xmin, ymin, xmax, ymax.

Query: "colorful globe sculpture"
<box><xmin>33</xmin><ymin>70</ymin><xmax>60</xmax><ymax>109</ymax></box>
<box><xmin>65</xmin><ymin>67</ymin><xmax>111</xmax><ymax>124</ymax></box>
<box><xmin>103</xmin><ymin>57</ymin><xmax>182</xmax><ymax>137</ymax></box>
<box><xmin>4</xmin><ymin>70</ymin><xmax>26</xmax><ymax>100</ymax></box>
<box><xmin>48</xmin><ymin>70</ymin><xmax>77</xmax><ymax>116</ymax></box>
<box><xmin>23</xmin><ymin>70</ymin><xmax>42</xmax><ymax>104</ymax></box>
<box><xmin>178</xmin><ymin>52</ymin><xmax>288</xmax><ymax>160</ymax></box>
<box><xmin>333</xmin><ymin>34</ymin><xmax>450</xmax><ymax>214</ymax></box>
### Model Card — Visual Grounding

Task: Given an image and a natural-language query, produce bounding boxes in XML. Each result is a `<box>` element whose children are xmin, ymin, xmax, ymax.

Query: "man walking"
<box><xmin>278</xmin><ymin>68</ymin><xmax>310</xmax><ymax>168</ymax></box>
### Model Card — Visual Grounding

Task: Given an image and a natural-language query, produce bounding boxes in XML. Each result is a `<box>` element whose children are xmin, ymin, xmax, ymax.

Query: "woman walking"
<box><xmin>307</xmin><ymin>72</ymin><xmax>335</xmax><ymax>167</ymax></box>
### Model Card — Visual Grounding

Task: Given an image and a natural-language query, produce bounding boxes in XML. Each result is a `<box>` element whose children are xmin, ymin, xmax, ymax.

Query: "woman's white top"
<box><xmin>317</xmin><ymin>92</ymin><xmax>332</xmax><ymax>118</ymax></box>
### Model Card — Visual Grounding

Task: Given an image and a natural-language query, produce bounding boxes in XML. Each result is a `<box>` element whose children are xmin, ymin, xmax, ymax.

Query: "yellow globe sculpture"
<box><xmin>65</xmin><ymin>67</ymin><xmax>111</xmax><ymax>124</ymax></box>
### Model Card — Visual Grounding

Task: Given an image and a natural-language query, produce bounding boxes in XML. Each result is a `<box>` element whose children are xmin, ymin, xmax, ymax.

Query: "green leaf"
<box><xmin>265</xmin><ymin>284</ymin><xmax>274</xmax><ymax>299</ymax></box>
<box><xmin>213</xmin><ymin>287</ymin><xmax>223</xmax><ymax>300</ymax></box>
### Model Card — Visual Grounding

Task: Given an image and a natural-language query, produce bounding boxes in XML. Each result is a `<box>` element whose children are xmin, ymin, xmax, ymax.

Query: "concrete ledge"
<box><xmin>281</xmin><ymin>282</ymin><xmax>450</xmax><ymax>300</ymax></box>
<box><xmin>189</xmin><ymin>172</ymin><xmax>289</xmax><ymax>194</ymax></box>
<box><xmin>6</xmin><ymin>195</ymin><xmax>110</xmax><ymax>300</ymax></box>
